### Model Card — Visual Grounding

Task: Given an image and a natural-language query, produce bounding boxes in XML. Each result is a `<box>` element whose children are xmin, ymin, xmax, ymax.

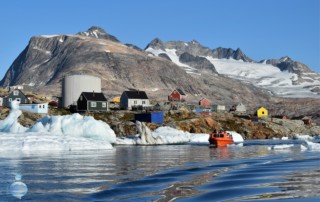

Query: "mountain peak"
<box><xmin>145</xmin><ymin>38</ymin><xmax>165</xmax><ymax>50</ymax></box>
<box><xmin>279</xmin><ymin>56</ymin><xmax>292</xmax><ymax>62</ymax></box>
<box><xmin>77</xmin><ymin>26</ymin><xmax>120</xmax><ymax>42</ymax></box>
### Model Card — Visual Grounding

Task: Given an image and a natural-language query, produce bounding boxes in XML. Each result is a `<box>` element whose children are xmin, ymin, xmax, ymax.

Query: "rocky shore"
<box><xmin>1</xmin><ymin>107</ymin><xmax>319</xmax><ymax>140</ymax></box>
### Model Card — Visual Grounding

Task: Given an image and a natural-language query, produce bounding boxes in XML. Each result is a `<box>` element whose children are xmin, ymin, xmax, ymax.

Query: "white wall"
<box><xmin>128</xmin><ymin>99</ymin><xmax>150</xmax><ymax>109</ymax></box>
<box><xmin>62</xmin><ymin>75</ymin><xmax>101</xmax><ymax>108</ymax></box>
<box><xmin>20</xmin><ymin>103</ymin><xmax>48</xmax><ymax>114</ymax></box>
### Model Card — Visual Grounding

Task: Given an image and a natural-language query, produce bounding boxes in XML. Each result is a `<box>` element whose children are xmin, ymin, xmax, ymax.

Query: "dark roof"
<box><xmin>124</xmin><ymin>91</ymin><xmax>148</xmax><ymax>99</ymax></box>
<box><xmin>176</xmin><ymin>88</ymin><xmax>186</xmax><ymax>95</ymax></box>
<box><xmin>81</xmin><ymin>92</ymin><xmax>107</xmax><ymax>101</ymax></box>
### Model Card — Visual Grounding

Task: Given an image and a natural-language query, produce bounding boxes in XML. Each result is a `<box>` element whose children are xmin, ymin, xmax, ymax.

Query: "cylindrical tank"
<box><xmin>62</xmin><ymin>75</ymin><xmax>101</xmax><ymax>108</ymax></box>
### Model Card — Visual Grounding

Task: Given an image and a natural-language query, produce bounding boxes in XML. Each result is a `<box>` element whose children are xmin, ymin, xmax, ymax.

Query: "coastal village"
<box><xmin>0</xmin><ymin>74</ymin><xmax>319</xmax><ymax>140</ymax></box>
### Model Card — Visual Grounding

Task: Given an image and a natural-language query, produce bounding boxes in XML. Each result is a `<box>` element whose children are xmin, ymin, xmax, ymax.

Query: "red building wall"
<box><xmin>168</xmin><ymin>90</ymin><xmax>181</xmax><ymax>101</ymax></box>
<box><xmin>199</xmin><ymin>98</ymin><xmax>211</xmax><ymax>107</ymax></box>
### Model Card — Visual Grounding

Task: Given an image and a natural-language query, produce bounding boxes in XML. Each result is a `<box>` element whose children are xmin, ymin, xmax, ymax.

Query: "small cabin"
<box><xmin>199</xmin><ymin>98</ymin><xmax>211</xmax><ymax>107</ymax></box>
<box><xmin>77</xmin><ymin>92</ymin><xmax>108</xmax><ymax>112</ymax></box>
<box><xmin>168</xmin><ymin>89</ymin><xmax>186</xmax><ymax>102</ymax></box>
<box><xmin>3</xmin><ymin>89</ymin><xmax>28</xmax><ymax>107</ymax></box>
<box><xmin>302</xmin><ymin>117</ymin><xmax>312</xmax><ymax>125</ymax></box>
<box><xmin>236</xmin><ymin>103</ymin><xmax>246</xmax><ymax>113</ymax></box>
<box><xmin>135</xmin><ymin>112</ymin><xmax>164</xmax><ymax>124</ymax></box>
<box><xmin>120</xmin><ymin>90</ymin><xmax>150</xmax><ymax>110</ymax></box>
<box><xmin>256</xmin><ymin>107</ymin><xmax>268</xmax><ymax>118</ymax></box>
<box><xmin>212</xmin><ymin>104</ymin><xmax>225</xmax><ymax>112</ymax></box>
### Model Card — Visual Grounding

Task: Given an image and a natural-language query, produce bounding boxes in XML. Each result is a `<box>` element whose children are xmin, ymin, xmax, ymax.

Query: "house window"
<box><xmin>262</xmin><ymin>111</ymin><xmax>265</xmax><ymax>114</ymax></box>
<box><xmin>80</xmin><ymin>96</ymin><xmax>83</xmax><ymax>101</ymax></box>
<box><xmin>9</xmin><ymin>98</ymin><xmax>12</xmax><ymax>102</ymax></box>
<box><xmin>102</xmin><ymin>102</ymin><xmax>107</xmax><ymax>108</ymax></box>
<box><xmin>134</xmin><ymin>101</ymin><xmax>137</xmax><ymax>104</ymax></box>
<box><xmin>16</xmin><ymin>98</ymin><xmax>21</xmax><ymax>102</ymax></box>
<box><xmin>13</xmin><ymin>90</ymin><xmax>19</xmax><ymax>96</ymax></box>
<box><xmin>142</xmin><ymin>101</ymin><xmax>145</xmax><ymax>104</ymax></box>
<box><xmin>91</xmin><ymin>102</ymin><xmax>96</xmax><ymax>107</ymax></box>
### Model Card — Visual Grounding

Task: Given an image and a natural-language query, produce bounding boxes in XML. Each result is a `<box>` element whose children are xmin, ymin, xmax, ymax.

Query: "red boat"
<box><xmin>209</xmin><ymin>130</ymin><xmax>234</xmax><ymax>146</ymax></box>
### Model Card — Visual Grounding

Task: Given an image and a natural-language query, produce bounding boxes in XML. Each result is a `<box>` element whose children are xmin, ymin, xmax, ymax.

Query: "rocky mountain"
<box><xmin>0</xmin><ymin>26</ymin><xmax>319</xmax><ymax>117</ymax></box>
<box><xmin>77</xmin><ymin>26</ymin><xmax>120</xmax><ymax>42</ymax></box>
<box><xmin>145</xmin><ymin>38</ymin><xmax>320</xmax><ymax>98</ymax></box>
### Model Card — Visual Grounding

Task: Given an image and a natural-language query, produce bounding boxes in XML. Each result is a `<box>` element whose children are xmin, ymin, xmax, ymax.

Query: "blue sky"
<box><xmin>0</xmin><ymin>0</ymin><xmax>319</xmax><ymax>79</ymax></box>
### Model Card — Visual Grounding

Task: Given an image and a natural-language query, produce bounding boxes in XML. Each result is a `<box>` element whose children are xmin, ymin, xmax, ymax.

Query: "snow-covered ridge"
<box><xmin>146</xmin><ymin>47</ymin><xmax>200</xmax><ymax>75</ymax></box>
<box><xmin>146</xmin><ymin>47</ymin><xmax>320</xmax><ymax>98</ymax></box>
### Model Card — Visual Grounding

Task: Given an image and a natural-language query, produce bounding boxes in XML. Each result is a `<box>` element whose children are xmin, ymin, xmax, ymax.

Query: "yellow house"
<box><xmin>112</xmin><ymin>97</ymin><xmax>120</xmax><ymax>103</ymax></box>
<box><xmin>257</xmin><ymin>107</ymin><xmax>268</xmax><ymax>117</ymax></box>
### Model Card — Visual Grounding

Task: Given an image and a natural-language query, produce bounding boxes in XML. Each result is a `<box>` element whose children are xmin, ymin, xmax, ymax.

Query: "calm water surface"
<box><xmin>0</xmin><ymin>140</ymin><xmax>319</xmax><ymax>201</ymax></box>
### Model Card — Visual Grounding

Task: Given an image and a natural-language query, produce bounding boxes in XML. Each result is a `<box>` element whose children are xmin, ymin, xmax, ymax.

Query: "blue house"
<box><xmin>135</xmin><ymin>112</ymin><xmax>164</xmax><ymax>124</ymax></box>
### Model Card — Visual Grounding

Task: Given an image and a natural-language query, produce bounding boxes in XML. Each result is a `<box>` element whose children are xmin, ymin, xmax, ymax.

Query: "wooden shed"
<box><xmin>199</xmin><ymin>98</ymin><xmax>211</xmax><ymax>107</ymax></box>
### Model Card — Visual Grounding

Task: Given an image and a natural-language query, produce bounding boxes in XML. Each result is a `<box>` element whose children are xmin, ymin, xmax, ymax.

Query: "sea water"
<box><xmin>0</xmin><ymin>140</ymin><xmax>319</xmax><ymax>201</ymax></box>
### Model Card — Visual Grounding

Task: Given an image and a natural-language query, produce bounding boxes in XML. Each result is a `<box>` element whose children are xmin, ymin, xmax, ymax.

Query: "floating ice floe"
<box><xmin>0</xmin><ymin>101</ymin><xmax>116</xmax><ymax>151</ymax></box>
<box><xmin>116</xmin><ymin>121</ymin><xmax>244</xmax><ymax>145</ymax></box>
<box><xmin>268</xmin><ymin>144</ymin><xmax>294</xmax><ymax>150</ymax></box>
<box><xmin>292</xmin><ymin>134</ymin><xmax>315</xmax><ymax>140</ymax></box>
<box><xmin>303</xmin><ymin>140</ymin><xmax>320</xmax><ymax>151</ymax></box>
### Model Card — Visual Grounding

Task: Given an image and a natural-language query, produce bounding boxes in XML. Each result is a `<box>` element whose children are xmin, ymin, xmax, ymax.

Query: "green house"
<box><xmin>77</xmin><ymin>92</ymin><xmax>108</xmax><ymax>112</ymax></box>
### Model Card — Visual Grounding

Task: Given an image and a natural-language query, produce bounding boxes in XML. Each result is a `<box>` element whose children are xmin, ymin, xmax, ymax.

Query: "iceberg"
<box><xmin>0</xmin><ymin>101</ymin><xmax>116</xmax><ymax>152</ymax></box>
<box><xmin>116</xmin><ymin>121</ymin><xmax>244</xmax><ymax>145</ymax></box>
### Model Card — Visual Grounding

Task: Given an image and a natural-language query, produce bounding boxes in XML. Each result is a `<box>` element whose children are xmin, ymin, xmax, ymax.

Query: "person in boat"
<box><xmin>209</xmin><ymin>129</ymin><xmax>216</xmax><ymax>141</ymax></box>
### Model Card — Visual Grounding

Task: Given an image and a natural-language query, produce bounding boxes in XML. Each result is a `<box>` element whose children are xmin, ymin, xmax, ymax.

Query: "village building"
<box><xmin>302</xmin><ymin>116</ymin><xmax>312</xmax><ymax>125</ymax></box>
<box><xmin>236</xmin><ymin>103</ymin><xmax>246</xmax><ymax>113</ymax></box>
<box><xmin>256</xmin><ymin>107</ymin><xmax>268</xmax><ymax>118</ymax></box>
<box><xmin>3</xmin><ymin>89</ymin><xmax>28</xmax><ymax>107</ymax></box>
<box><xmin>168</xmin><ymin>89</ymin><xmax>186</xmax><ymax>102</ymax></box>
<box><xmin>0</xmin><ymin>97</ymin><xmax>3</xmax><ymax>107</ymax></box>
<box><xmin>19</xmin><ymin>103</ymin><xmax>48</xmax><ymax>114</ymax></box>
<box><xmin>120</xmin><ymin>90</ymin><xmax>150</xmax><ymax>110</ymax></box>
<box><xmin>77</xmin><ymin>92</ymin><xmax>108</xmax><ymax>112</ymax></box>
<box><xmin>212</xmin><ymin>104</ymin><xmax>226</xmax><ymax>112</ymax></box>
<box><xmin>199</xmin><ymin>98</ymin><xmax>211</xmax><ymax>107</ymax></box>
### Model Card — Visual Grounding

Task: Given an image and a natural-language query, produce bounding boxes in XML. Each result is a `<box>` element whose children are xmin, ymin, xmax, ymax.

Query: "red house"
<box><xmin>168</xmin><ymin>89</ymin><xmax>186</xmax><ymax>102</ymax></box>
<box><xmin>199</xmin><ymin>98</ymin><xmax>211</xmax><ymax>107</ymax></box>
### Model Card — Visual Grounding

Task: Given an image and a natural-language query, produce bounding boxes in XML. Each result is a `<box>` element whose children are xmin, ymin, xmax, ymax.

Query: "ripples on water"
<box><xmin>0</xmin><ymin>140</ymin><xmax>319</xmax><ymax>201</ymax></box>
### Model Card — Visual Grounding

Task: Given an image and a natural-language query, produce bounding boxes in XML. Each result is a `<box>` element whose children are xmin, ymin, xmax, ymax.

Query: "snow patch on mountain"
<box><xmin>146</xmin><ymin>47</ymin><xmax>200</xmax><ymax>75</ymax></box>
<box><xmin>205</xmin><ymin>57</ymin><xmax>320</xmax><ymax>98</ymax></box>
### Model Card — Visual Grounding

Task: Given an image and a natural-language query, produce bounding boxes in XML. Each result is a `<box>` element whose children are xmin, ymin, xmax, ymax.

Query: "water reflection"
<box><xmin>0</xmin><ymin>143</ymin><xmax>318</xmax><ymax>201</ymax></box>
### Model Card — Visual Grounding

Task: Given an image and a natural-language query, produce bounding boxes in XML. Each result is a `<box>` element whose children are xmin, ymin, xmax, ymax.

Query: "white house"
<box><xmin>19</xmin><ymin>103</ymin><xmax>48</xmax><ymax>114</ymax></box>
<box><xmin>120</xmin><ymin>90</ymin><xmax>150</xmax><ymax>110</ymax></box>
<box><xmin>212</xmin><ymin>104</ymin><xmax>225</xmax><ymax>112</ymax></box>
<box><xmin>236</xmin><ymin>103</ymin><xmax>246</xmax><ymax>113</ymax></box>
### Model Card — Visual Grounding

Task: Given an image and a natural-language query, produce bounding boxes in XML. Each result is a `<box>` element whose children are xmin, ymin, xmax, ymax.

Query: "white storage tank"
<box><xmin>62</xmin><ymin>75</ymin><xmax>101</xmax><ymax>108</ymax></box>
